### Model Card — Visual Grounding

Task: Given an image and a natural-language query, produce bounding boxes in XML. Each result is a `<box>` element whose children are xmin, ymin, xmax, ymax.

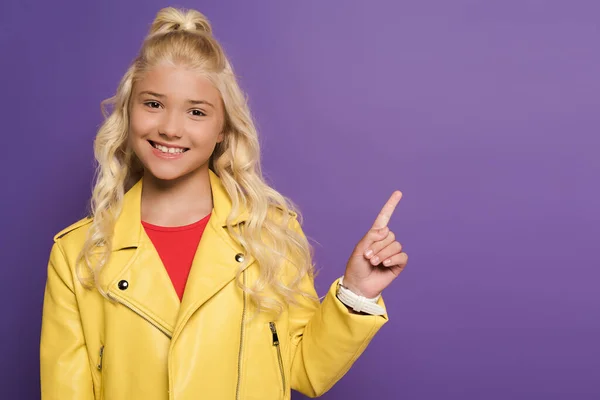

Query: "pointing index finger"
<box><xmin>372</xmin><ymin>190</ymin><xmax>402</xmax><ymax>230</ymax></box>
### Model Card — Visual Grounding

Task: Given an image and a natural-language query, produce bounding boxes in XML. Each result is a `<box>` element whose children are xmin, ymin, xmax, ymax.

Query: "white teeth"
<box><xmin>153</xmin><ymin>142</ymin><xmax>186</xmax><ymax>154</ymax></box>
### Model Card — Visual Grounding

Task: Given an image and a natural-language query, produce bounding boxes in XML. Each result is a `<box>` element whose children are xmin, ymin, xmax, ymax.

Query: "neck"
<box><xmin>140</xmin><ymin>166</ymin><xmax>213</xmax><ymax>227</ymax></box>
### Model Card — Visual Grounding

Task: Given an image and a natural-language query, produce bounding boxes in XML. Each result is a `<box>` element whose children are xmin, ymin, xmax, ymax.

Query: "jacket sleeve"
<box><xmin>40</xmin><ymin>241</ymin><xmax>94</xmax><ymax>400</ymax></box>
<box><xmin>288</xmin><ymin>218</ymin><xmax>389</xmax><ymax>397</ymax></box>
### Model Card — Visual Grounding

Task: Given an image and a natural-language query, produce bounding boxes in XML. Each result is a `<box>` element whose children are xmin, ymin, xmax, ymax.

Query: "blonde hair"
<box><xmin>78</xmin><ymin>7</ymin><xmax>319</xmax><ymax>316</ymax></box>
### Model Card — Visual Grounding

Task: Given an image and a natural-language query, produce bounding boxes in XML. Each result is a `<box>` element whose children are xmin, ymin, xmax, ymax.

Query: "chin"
<box><xmin>143</xmin><ymin>165</ymin><xmax>190</xmax><ymax>182</ymax></box>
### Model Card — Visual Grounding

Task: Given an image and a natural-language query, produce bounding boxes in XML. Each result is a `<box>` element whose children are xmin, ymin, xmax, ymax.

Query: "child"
<box><xmin>40</xmin><ymin>7</ymin><xmax>408</xmax><ymax>400</ymax></box>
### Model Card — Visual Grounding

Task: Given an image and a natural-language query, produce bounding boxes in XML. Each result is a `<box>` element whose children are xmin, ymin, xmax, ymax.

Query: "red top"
<box><xmin>141</xmin><ymin>214</ymin><xmax>211</xmax><ymax>301</ymax></box>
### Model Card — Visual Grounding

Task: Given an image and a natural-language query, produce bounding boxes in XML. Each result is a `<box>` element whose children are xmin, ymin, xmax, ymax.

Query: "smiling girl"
<box><xmin>40</xmin><ymin>7</ymin><xmax>408</xmax><ymax>400</ymax></box>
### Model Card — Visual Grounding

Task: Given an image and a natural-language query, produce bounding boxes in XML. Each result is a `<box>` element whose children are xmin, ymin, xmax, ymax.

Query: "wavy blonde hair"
<box><xmin>77</xmin><ymin>7</ymin><xmax>319</xmax><ymax>316</ymax></box>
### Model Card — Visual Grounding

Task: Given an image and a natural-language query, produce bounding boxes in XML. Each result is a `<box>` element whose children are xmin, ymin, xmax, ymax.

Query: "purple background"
<box><xmin>1</xmin><ymin>1</ymin><xmax>598</xmax><ymax>399</ymax></box>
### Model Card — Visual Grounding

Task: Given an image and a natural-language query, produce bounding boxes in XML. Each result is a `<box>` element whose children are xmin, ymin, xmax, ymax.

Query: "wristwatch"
<box><xmin>336</xmin><ymin>276</ymin><xmax>386</xmax><ymax>316</ymax></box>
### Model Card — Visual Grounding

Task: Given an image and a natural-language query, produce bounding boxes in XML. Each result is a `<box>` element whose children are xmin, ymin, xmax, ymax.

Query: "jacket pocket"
<box><xmin>268</xmin><ymin>322</ymin><xmax>286</xmax><ymax>395</ymax></box>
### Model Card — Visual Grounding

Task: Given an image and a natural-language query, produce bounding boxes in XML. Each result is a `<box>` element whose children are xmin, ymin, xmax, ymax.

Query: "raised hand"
<box><xmin>342</xmin><ymin>191</ymin><xmax>408</xmax><ymax>298</ymax></box>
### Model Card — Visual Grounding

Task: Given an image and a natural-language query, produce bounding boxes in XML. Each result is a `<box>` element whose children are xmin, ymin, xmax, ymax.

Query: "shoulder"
<box><xmin>53</xmin><ymin>216</ymin><xmax>94</xmax><ymax>243</ymax></box>
<box><xmin>47</xmin><ymin>216</ymin><xmax>93</xmax><ymax>283</ymax></box>
<box><xmin>270</xmin><ymin>203</ymin><xmax>298</xmax><ymax>219</ymax></box>
<box><xmin>269</xmin><ymin>205</ymin><xmax>299</xmax><ymax>226</ymax></box>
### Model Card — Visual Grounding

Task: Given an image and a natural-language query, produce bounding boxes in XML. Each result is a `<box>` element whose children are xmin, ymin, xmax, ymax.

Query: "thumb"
<box><xmin>360</xmin><ymin>226</ymin><xmax>389</xmax><ymax>249</ymax></box>
<box><xmin>376</xmin><ymin>226</ymin><xmax>389</xmax><ymax>238</ymax></box>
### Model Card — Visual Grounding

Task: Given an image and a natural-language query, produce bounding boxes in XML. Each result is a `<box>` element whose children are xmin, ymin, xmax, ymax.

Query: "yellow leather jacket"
<box><xmin>40</xmin><ymin>170</ymin><xmax>388</xmax><ymax>399</ymax></box>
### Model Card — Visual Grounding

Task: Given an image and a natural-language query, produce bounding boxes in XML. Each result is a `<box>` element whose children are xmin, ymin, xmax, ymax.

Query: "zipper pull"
<box><xmin>269</xmin><ymin>322</ymin><xmax>279</xmax><ymax>346</ymax></box>
<box><xmin>97</xmin><ymin>345</ymin><xmax>104</xmax><ymax>371</ymax></box>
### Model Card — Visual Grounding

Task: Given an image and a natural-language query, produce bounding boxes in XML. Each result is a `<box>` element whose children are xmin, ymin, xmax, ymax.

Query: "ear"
<box><xmin>217</xmin><ymin>131</ymin><xmax>225</xmax><ymax>143</ymax></box>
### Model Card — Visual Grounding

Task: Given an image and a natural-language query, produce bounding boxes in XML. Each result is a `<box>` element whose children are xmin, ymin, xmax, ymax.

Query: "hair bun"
<box><xmin>149</xmin><ymin>7</ymin><xmax>212</xmax><ymax>36</ymax></box>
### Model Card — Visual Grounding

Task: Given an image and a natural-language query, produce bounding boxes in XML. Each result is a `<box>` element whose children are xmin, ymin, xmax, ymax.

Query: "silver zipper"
<box><xmin>236</xmin><ymin>270</ymin><xmax>247</xmax><ymax>400</ymax></box>
<box><xmin>269</xmin><ymin>321</ymin><xmax>286</xmax><ymax>393</ymax></box>
<box><xmin>107</xmin><ymin>292</ymin><xmax>173</xmax><ymax>339</ymax></box>
<box><xmin>97</xmin><ymin>345</ymin><xmax>104</xmax><ymax>371</ymax></box>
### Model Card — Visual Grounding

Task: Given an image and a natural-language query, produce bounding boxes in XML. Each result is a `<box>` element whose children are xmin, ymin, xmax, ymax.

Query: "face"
<box><xmin>128</xmin><ymin>63</ymin><xmax>225</xmax><ymax>183</ymax></box>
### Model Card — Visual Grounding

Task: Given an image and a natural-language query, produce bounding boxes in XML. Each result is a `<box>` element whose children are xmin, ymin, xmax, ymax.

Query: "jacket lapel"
<box><xmin>98</xmin><ymin>169</ymin><xmax>253</xmax><ymax>339</ymax></box>
<box><xmin>172</xmin><ymin>170</ymin><xmax>255</xmax><ymax>341</ymax></box>
<box><xmin>98</xmin><ymin>178</ymin><xmax>181</xmax><ymax>337</ymax></box>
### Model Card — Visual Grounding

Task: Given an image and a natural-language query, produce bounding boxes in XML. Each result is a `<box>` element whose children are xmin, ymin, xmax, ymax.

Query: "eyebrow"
<box><xmin>138</xmin><ymin>91</ymin><xmax>215</xmax><ymax>108</ymax></box>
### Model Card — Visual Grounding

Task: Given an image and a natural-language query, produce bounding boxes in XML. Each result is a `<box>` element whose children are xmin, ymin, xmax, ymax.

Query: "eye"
<box><xmin>143</xmin><ymin>101</ymin><xmax>162</xmax><ymax>109</ymax></box>
<box><xmin>190</xmin><ymin>109</ymin><xmax>206</xmax><ymax>117</ymax></box>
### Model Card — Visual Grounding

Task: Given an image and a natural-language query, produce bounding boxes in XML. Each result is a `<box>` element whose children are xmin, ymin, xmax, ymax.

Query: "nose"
<box><xmin>158</xmin><ymin>110</ymin><xmax>183</xmax><ymax>139</ymax></box>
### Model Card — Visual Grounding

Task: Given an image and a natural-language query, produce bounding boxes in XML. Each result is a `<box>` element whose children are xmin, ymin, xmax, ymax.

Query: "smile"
<box><xmin>148</xmin><ymin>140</ymin><xmax>189</xmax><ymax>154</ymax></box>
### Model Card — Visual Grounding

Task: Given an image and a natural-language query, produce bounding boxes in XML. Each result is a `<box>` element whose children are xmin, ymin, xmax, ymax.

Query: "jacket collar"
<box><xmin>111</xmin><ymin>168</ymin><xmax>249</xmax><ymax>251</ymax></box>
<box><xmin>98</xmin><ymin>168</ymin><xmax>254</xmax><ymax>338</ymax></box>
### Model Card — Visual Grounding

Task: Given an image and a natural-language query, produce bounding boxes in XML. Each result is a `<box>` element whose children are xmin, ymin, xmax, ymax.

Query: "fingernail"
<box><xmin>383</xmin><ymin>259</ymin><xmax>391</xmax><ymax>266</ymax></box>
<box><xmin>365</xmin><ymin>249</ymin><xmax>373</xmax><ymax>258</ymax></box>
<box><xmin>371</xmin><ymin>256</ymin><xmax>380</xmax><ymax>264</ymax></box>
